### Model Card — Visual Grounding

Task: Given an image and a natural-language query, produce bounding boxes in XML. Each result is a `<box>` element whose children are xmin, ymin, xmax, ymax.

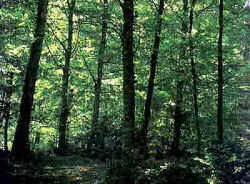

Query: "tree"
<box><xmin>171</xmin><ymin>0</ymin><xmax>189</xmax><ymax>155</ymax></box>
<box><xmin>11</xmin><ymin>0</ymin><xmax>49</xmax><ymax>162</ymax></box>
<box><xmin>217</xmin><ymin>0</ymin><xmax>224</xmax><ymax>143</ymax></box>
<box><xmin>116</xmin><ymin>0</ymin><xmax>136</xmax><ymax>182</ymax></box>
<box><xmin>120</xmin><ymin>0</ymin><xmax>135</xmax><ymax>151</ymax></box>
<box><xmin>90</xmin><ymin>0</ymin><xmax>108</xmax><ymax>148</ymax></box>
<box><xmin>189</xmin><ymin>0</ymin><xmax>201</xmax><ymax>152</ymax></box>
<box><xmin>58</xmin><ymin>0</ymin><xmax>76</xmax><ymax>153</ymax></box>
<box><xmin>3</xmin><ymin>72</ymin><xmax>14</xmax><ymax>151</ymax></box>
<box><xmin>142</xmin><ymin>0</ymin><xmax>165</xmax><ymax>158</ymax></box>
<box><xmin>0</xmin><ymin>68</ymin><xmax>13</xmax><ymax>152</ymax></box>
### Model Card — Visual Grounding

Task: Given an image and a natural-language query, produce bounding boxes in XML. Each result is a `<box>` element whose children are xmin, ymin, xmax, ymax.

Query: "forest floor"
<box><xmin>8</xmin><ymin>131</ymin><xmax>250</xmax><ymax>184</ymax></box>
<box><xmin>10</xmin><ymin>155</ymin><xmax>108</xmax><ymax>184</ymax></box>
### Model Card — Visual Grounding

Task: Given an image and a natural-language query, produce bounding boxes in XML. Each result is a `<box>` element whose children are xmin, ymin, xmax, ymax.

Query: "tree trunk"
<box><xmin>118</xmin><ymin>0</ymin><xmax>136</xmax><ymax>182</ymax></box>
<box><xmin>171</xmin><ymin>0</ymin><xmax>188</xmax><ymax>155</ymax></box>
<box><xmin>90</xmin><ymin>0</ymin><xmax>108</xmax><ymax>148</ymax></box>
<box><xmin>142</xmin><ymin>0</ymin><xmax>165</xmax><ymax>158</ymax></box>
<box><xmin>11</xmin><ymin>0</ymin><xmax>48</xmax><ymax>162</ymax></box>
<box><xmin>4</xmin><ymin>117</ymin><xmax>9</xmax><ymax>151</ymax></box>
<box><xmin>217</xmin><ymin>0</ymin><xmax>224</xmax><ymax>143</ymax></box>
<box><xmin>171</xmin><ymin>81</ymin><xmax>184</xmax><ymax>155</ymax></box>
<box><xmin>66</xmin><ymin>89</ymin><xmax>74</xmax><ymax>148</ymax></box>
<box><xmin>3</xmin><ymin>72</ymin><xmax>14</xmax><ymax>151</ymax></box>
<box><xmin>58</xmin><ymin>0</ymin><xmax>75</xmax><ymax>153</ymax></box>
<box><xmin>0</xmin><ymin>92</ymin><xmax>6</xmax><ymax>128</ymax></box>
<box><xmin>189</xmin><ymin>0</ymin><xmax>201</xmax><ymax>153</ymax></box>
<box><xmin>121</xmin><ymin>0</ymin><xmax>135</xmax><ymax>150</ymax></box>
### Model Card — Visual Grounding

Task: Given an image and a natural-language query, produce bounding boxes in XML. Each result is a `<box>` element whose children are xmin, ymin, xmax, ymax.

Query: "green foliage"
<box><xmin>0</xmin><ymin>0</ymin><xmax>249</xmax><ymax>183</ymax></box>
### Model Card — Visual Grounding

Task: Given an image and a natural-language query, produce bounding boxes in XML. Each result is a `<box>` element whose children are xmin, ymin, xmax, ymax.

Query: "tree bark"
<box><xmin>189</xmin><ymin>0</ymin><xmax>201</xmax><ymax>153</ymax></box>
<box><xmin>121</xmin><ymin>0</ymin><xmax>135</xmax><ymax>150</ymax></box>
<box><xmin>171</xmin><ymin>0</ymin><xmax>188</xmax><ymax>155</ymax></box>
<box><xmin>142</xmin><ymin>0</ymin><xmax>165</xmax><ymax>157</ymax></box>
<box><xmin>118</xmin><ymin>0</ymin><xmax>136</xmax><ymax>182</ymax></box>
<box><xmin>217</xmin><ymin>0</ymin><xmax>224</xmax><ymax>143</ymax></box>
<box><xmin>90</xmin><ymin>0</ymin><xmax>108</xmax><ymax>148</ymax></box>
<box><xmin>58</xmin><ymin>0</ymin><xmax>75</xmax><ymax>153</ymax></box>
<box><xmin>171</xmin><ymin>80</ymin><xmax>184</xmax><ymax>155</ymax></box>
<box><xmin>11</xmin><ymin>0</ymin><xmax>48</xmax><ymax>162</ymax></box>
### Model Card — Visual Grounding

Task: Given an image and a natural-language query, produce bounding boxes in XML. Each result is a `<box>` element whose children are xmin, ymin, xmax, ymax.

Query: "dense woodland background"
<box><xmin>0</xmin><ymin>0</ymin><xmax>250</xmax><ymax>183</ymax></box>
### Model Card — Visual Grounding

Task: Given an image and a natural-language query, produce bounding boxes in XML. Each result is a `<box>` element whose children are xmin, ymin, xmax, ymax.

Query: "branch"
<box><xmin>82</xmin><ymin>55</ymin><xmax>96</xmax><ymax>83</ymax></box>
<box><xmin>196</xmin><ymin>3</ymin><xmax>214</xmax><ymax>16</ymax></box>
<box><xmin>47</xmin><ymin>23</ymin><xmax>68</xmax><ymax>52</ymax></box>
<box><xmin>44</xmin><ymin>37</ymin><xmax>63</xmax><ymax>68</ymax></box>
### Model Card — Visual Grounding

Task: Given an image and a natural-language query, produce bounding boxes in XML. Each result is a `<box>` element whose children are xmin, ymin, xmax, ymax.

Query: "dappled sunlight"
<box><xmin>1</xmin><ymin>0</ymin><xmax>250</xmax><ymax>183</ymax></box>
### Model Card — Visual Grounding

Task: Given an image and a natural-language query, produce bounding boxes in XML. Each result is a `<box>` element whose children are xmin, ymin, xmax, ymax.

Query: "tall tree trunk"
<box><xmin>171</xmin><ymin>0</ymin><xmax>188</xmax><ymax>155</ymax></box>
<box><xmin>121</xmin><ymin>0</ymin><xmax>135</xmax><ymax>150</ymax></box>
<box><xmin>142</xmin><ymin>0</ymin><xmax>165</xmax><ymax>157</ymax></box>
<box><xmin>11</xmin><ymin>0</ymin><xmax>48</xmax><ymax>162</ymax></box>
<box><xmin>58</xmin><ymin>0</ymin><xmax>75</xmax><ymax>153</ymax></box>
<box><xmin>3</xmin><ymin>72</ymin><xmax>14</xmax><ymax>151</ymax></box>
<box><xmin>217</xmin><ymin>0</ymin><xmax>224</xmax><ymax>143</ymax></box>
<box><xmin>117</xmin><ymin>0</ymin><xmax>136</xmax><ymax>182</ymax></box>
<box><xmin>189</xmin><ymin>0</ymin><xmax>201</xmax><ymax>153</ymax></box>
<box><xmin>91</xmin><ymin>0</ymin><xmax>108</xmax><ymax>148</ymax></box>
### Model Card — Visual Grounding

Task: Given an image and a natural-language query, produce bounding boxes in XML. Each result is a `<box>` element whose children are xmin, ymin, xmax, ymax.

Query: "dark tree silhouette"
<box><xmin>58</xmin><ymin>0</ymin><xmax>76</xmax><ymax>153</ymax></box>
<box><xmin>142</xmin><ymin>0</ymin><xmax>165</xmax><ymax>158</ymax></box>
<box><xmin>90</xmin><ymin>0</ymin><xmax>108</xmax><ymax>148</ymax></box>
<box><xmin>171</xmin><ymin>0</ymin><xmax>189</xmax><ymax>155</ymax></box>
<box><xmin>189</xmin><ymin>0</ymin><xmax>201</xmax><ymax>152</ymax></box>
<box><xmin>11</xmin><ymin>0</ymin><xmax>49</xmax><ymax>162</ymax></box>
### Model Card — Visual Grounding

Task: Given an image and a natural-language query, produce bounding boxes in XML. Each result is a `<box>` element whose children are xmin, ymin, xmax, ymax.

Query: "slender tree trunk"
<box><xmin>3</xmin><ymin>72</ymin><xmax>13</xmax><ymax>151</ymax></box>
<box><xmin>142</xmin><ymin>0</ymin><xmax>165</xmax><ymax>158</ymax></box>
<box><xmin>11</xmin><ymin>0</ymin><xmax>48</xmax><ymax>162</ymax></box>
<box><xmin>4</xmin><ymin>118</ymin><xmax>8</xmax><ymax>151</ymax></box>
<box><xmin>171</xmin><ymin>0</ymin><xmax>188</xmax><ymax>155</ymax></box>
<box><xmin>58</xmin><ymin>0</ymin><xmax>75</xmax><ymax>153</ymax></box>
<box><xmin>66</xmin><ymin>89</ymin><xmax>74</xmax><ymax>147</ymax></box>
<box><xmin>0</xmin><ymin>93</ymin><xmax>6</xmax><ymax>128</ymax></box>
<box><xmin>91</xmin><ymin>0</ymin><xmax>108</xmax><ymax>148</ymax></box>
<box><xmin>189</xmin><ymin>0</ymin><xmax>201</xmax><ymax>153</ymax></box>
<box><xmin>217</xmin><ymin>0</ymin><xmax>224</xmax><ymax>143</ymax></box>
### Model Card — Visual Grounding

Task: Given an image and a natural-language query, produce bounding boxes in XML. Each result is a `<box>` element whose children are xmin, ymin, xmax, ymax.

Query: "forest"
<box><xmin>0</xmin><ymin>0</ymin><xmax>250</xmax><ymax>183</ymax></box>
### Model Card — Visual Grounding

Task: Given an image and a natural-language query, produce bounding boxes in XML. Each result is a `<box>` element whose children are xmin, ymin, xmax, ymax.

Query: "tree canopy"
<box><xmin>0</xmin><ymin>0</ymin><xmax>249</xmax><ymax>183</ymax></box>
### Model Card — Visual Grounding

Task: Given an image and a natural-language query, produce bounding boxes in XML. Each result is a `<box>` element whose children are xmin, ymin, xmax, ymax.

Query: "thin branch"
<box><xmin>44</xmin><ymin>38</ymin><xmax>63</xmax><ymax>68</ymax></box>
<box><xmin>82</xmin><ymin>55</ymin><xmax>96</xmax><ymax>83</ymax></box>
<box><xmin>47</xmin><ymin>23</ymin><xmax>68</xmax><ymax>52</ymax></box>
<box><xmin>196</xmin><ymin>3</ymin><xmax>214</xmax><ymax>16</ymax></box>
